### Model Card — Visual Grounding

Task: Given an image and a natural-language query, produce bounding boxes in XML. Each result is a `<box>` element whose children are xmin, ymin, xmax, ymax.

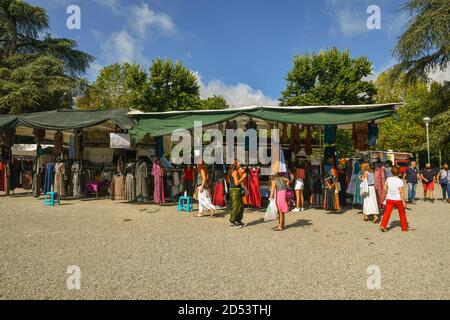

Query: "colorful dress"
<box><xmin>151</xmin><ymin>162</ymin><xmax>165</xmax><ymax>204</ymax></box>
<box><xmin>248</xmin><ymin>167</ymin><xmax>261</xmax><ymax>208</ymax></box>
<box><xmin>374</xmin><ymin>165</ymin><xmax>385</xmax><ymax>208</ymax></box>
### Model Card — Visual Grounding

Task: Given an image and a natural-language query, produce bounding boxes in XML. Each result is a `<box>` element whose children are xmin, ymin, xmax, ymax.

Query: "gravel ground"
<box><xmin>0</xmin><ymin>184</ymin><xmax>449</xmax><ymax>300</ymax></box>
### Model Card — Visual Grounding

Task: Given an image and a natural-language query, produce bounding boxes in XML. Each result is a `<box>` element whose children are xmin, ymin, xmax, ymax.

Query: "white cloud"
<box><xmin>95</xmin><ymin>1</ymin><xmax>177</xmax><ymax>67</ymax></box>
<box><xmin>129</xmin><ymin>3</ymin><xmax>176</xmax><ymax>38</ymax></box>
<box><xmin>195</xmin><ymin>73</ymin><xmax>278</xmax><ymax>108</ymax></box>
<box><xmin>429</xmin><ymin>66</ymin><xmax>450</xmax><ymax>83</ymax></box>
<box><xmin>335</xmin><ymin>9</ymin><xmax>367</xmax><ymax>36</ymax></box>
<box><xmin>92</xmin><ymin>0</ymin><xmax>122</xmax><ymax>14</ymax></box>
<box><xmin>101</xmin><ymin>31</ymin><xmax>146</xmax><ymax>64</ymax></box>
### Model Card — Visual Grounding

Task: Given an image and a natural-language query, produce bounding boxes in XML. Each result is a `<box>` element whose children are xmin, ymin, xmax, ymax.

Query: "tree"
<box><xmin>78</xmin><ymin>60</ymin><xmax>228</xmax><ymax>112</ymax></box>
<box><xmin>200</xmin><ymin>95</ymin><xmax>228</xmax><ymax>110</ymax></box>
<box><xmin>376</xmin><ymin>70</ymin><xmax>450</xmax><ymax>160</ymax></box>
<box><xmin>77</xmin><ymin>63</ymin><xmax>148</xmax><ymax>110</ymax></box>
<box><xmin>144</xmin><ymin>58</ymin><xmax>201</xmax><ymax>112</ymax></box>
<box><xmin>392</xmin><ymin>0</ymin><xmax>450</xmax><ymax>83</ymax></box>
<box><xmin>279</xmin><ymin>47</ymin><xmax>376</xmax><ymax>106</ymax></box>
<box><xmin>0</xmin><ymin>0</ymin><xmax>93</xmax><ymax>114</ymax></box>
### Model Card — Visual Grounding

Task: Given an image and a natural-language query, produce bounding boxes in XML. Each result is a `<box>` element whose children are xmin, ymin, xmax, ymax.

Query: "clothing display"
<box><xmin>248</xmin><ymin>167</ymin><xmax>261</xmax><ymax>208</ymax></box>
<box><xmin>53</xmin><ymin>162</ymin><xmax>66</xmax><ymax>197</ymax></box>
<box><xmin>290</xmin><ymin>124</ymin><xmax>301</xmax><ymax>155</ymax></box>
<box><xmin>135</xmin><ymin>161</ymin><xmax>149</xmax><ymax>201</ymax></box>
<box><xmin>304</xmin><ymin>126</ymin><xmax>313</xmax><ymax>155</ymax></box>
<box><xmin>111</xmin><ymin>174</ymin><xmax>125</xmax><ymax>200</ymax></box>
<box><xmin>71</xmin><ymin>162</ymin><xmax>82</xmax><ymax>198</ymax></box>
<box><xmin>353</xmin><ymin>122</ymin><xmax>369</xmax><ymax>150</ymax></box>
<box><xmin>212</xmin><ymin>180</ymin><xmax>226</xmax><ymax>207</ymax></box>
<box><xmin>54</xmin><ymin>131</ymin><xmax>64</xmax><ymax>156</ymax></box>
<box><xmin>373</xmin><ymin>163</ymin><xmax>385</xmax><ymax>208</ymax></box>
<box><xmin>0</xmin><ymin>161</ymin><xmax>9</xmax><ymax>193</ymax></box>
<box><xmin>125</xmin><ymin>173</ymin><xmax>136</xmax><ymax>202</ymax></box>
<box><xmin>151</xmin><ymin>162</ymin><xmax>165</xmax><ymax>204</ymax></box>
<box><xmin>43</xmin><ymin>162</ymin><xmax>55</xmax><ymax>194</ymax></box>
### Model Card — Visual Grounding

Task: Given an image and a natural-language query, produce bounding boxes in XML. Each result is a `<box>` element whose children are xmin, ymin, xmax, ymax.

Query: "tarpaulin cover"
<box><xmin>0</xmin><ymin>115</ymin><xmax>19</xmax><ymax>131</ymax></box>
<box><xmin>0</xmin><ymin>108</ymin><xmax>135</xmax><ymax>131</ymax></box>
<box><xmin>130</xmin><ymin>103</ymin><xmax>400</xmax><ymax>141</ymax></box>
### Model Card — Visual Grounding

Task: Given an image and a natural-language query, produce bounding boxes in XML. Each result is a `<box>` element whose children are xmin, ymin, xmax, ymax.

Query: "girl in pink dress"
<box><xmin>269</xmin><ymin>174</ymin><xmax>290</xmax><ymax>231</ymax></box>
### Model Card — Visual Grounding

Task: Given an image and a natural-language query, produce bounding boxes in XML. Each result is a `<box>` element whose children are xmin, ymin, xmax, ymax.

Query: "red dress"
<box><xmin>213</xmin><ymin>180</ymin><xmax>226</xmax><ymax>207</ymax></box>
<box><xmin>248</xmin><ymin>167</ymin><xmax>261</xmax><ymax>208</ymax></box>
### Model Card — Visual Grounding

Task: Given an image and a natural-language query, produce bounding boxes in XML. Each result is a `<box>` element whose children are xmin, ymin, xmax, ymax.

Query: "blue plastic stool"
<box><xmin>177</xmin><ymin>196</ymin><xmax>193</xmax><ymax>212</ymax></box>
<box><xmin>44</xmin><ymin>192</ymin><xmax>60</xmax><ymax>206</ymax></box>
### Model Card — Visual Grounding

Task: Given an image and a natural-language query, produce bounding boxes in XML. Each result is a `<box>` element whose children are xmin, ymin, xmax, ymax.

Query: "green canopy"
<box><xmin>0</xmin><ymin>115</ymin><xmax>19</xmax><ymax>131</ymax></box>
<box><xmin>130</xmin><ymin>103</ymin><xmax>400</xmax><ymax>141</ymax></box>
<box><xmin>0</xmin><ymin>108</ymin><xmax>135</xmax><ymax>131</ymax></box>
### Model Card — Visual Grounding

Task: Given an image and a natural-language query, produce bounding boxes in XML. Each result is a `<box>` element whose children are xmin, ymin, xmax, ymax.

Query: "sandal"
<box><xmin>373</xmin><ymin>216</ymin><xmax>379</xmax><ymax>224</ymax></box>
<box><xmin>273</xmin><ymin>228</ymin><xmax>284</xmax><ymax>232</ymax></box>
<box><xmin>195</xmin><ymin>213</ymin><xmax>204</xmax><ymax>217</ymax></box>
<box><xmin>380</xmin><ymin>227</ymin><xmax>388</xmax><ymax>232</ymax></box>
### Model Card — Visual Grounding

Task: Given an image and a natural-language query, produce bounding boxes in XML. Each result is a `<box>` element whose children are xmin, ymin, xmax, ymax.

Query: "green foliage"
<box><xmin>392</xmin><ymin>0</ymin><xmax>450</xmax><ymax>83</ymax></box>
<box><xmin>77</xmin><ymin>63</ymin><xmax>148</xmax><ymax>110</ymax></box>
<box><xmin>376</xmin><ymin>70</ymin><xmax>450</xmax><ymax>159</ymax></box>
<box><xmin>200</xmin><ymin>95</ymin><xmax>228</xmax><ymax>110</ymax></box>
<box><xmin>336</xmin><ymin>129</ymin><xmax>354</xmax><ymax>158</ymax></box>
<box><xmin>0</xmin><ymin>0</ymin><xmax>93</xmax><ymax>114</ymax></box>
<box><xmin>145</xmin><ymin>59</ymin><xmax>201</xmax><ymax>112</ymax></box>
<box><xmin>280</xmin><ymin>47</ymin><xmax>376</xmax><ymax>106</ymax></box>
<box><xmin>0</xmin><ymin>54</ymin><xmax>74</xmax><ymax>114</ymax></box>
<box><xmin>79</xmin><ymin>59</ymin><xmax>229</xmax><ymax>112</ymax></box>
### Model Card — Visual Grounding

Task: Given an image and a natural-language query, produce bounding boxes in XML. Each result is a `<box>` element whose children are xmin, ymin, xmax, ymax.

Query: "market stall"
<box><xmin>128</xmin><ymin>103</ymin><xmax>401</xmax><ymax>209</ymax></box>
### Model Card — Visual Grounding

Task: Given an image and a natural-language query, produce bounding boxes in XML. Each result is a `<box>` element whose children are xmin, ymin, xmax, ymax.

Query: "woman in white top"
<box><xmin>359</xmin><ymin>162</ymin><xmax>379</xmax><ymax>223</ymax></box>
<box><xmin>380</xmin><ymin>166</ymin><xmax>408</xmax><ymax>232</ymax></box>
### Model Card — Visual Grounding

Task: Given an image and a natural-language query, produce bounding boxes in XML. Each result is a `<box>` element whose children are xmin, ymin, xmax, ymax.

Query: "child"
<box><xmin>269</xmin><ymin>174</ymin><xmax>290</xmax><ymax>231</ymax></box>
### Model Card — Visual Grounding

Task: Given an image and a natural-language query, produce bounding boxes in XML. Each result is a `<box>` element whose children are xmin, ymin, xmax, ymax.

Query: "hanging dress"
<box><xmin>53</xmin><ymin>162</ymin><xmax>65</xmax><ymax>197</ymax></box>
<box><xmin>374</xmin><ymin>165</ymin><xmax>385</xmax><ymax>208</ymax></box>
<box><xmin>71</xmin><ymin>162</ymin><xmax>81</xmax><ymax>198</ymax></box>
<box><xmin>152</xmin><ymin>162</ymin><xmax>165</xmax><ymax>204</ymax></box>
<box><xmin>124</xmin><ymin>163</ymin><xmax>136</xmax><ymax>202</ymax></box>
<box><xmin>352</xmin><ymin>163</ymin><xmax>363</xmax><ymax>205</ymax></box>
<box><xmin>43</xmin><ymin>162</ymin><xmax>55</xmax><ymax>194</ymax></box>
<box><xmin>248</xmin><ymin>167</ymin><xmax>261</xmax><ymax>208</ymax></box>
<box><xmin>135</xmin><ymin>162</ymin><xmax>149</xmax><ymax>201</ymax></box>
<box><xmin>0</xmin><ymin>162</ymin><xmax>6</xmax><ymax>192</ymax></box>
<box><xmin>213</xmin><ymin>180</ymin><xmax>226</xmax><ymax>207</ymax></box>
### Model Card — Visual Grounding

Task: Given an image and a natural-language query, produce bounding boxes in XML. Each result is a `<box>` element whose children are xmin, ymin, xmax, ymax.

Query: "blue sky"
<box><xmin>29</xmin><ymin>0</ymin><xmax>416</xmax><ymax>106</ymax></box>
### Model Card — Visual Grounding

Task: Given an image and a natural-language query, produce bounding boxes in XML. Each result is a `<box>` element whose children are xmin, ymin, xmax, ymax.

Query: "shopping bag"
<box><xmin>264</xmin><ymin>199</ymin><xmax>278</xmax><ymax>222</ymax></box>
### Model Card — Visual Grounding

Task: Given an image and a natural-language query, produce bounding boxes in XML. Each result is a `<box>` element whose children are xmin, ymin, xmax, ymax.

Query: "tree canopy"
<box><xmin>279</xmin><ymin>47</ymin><xmax>376</xmax><ymax>106</ymax></box>
<box><xmin>0</xmin><ymin>0</ymin><xmax>93</xmax><ymax>114</ymax></box>
<box><xmin>392</xmin><ymin>0</ymin><xmax>450</xmax><ymax>83</ymax></box>
<box><xmin>78</xmin><ymin>59</ymin><xmax>229</xmax><ymax>112</ymax></box>
<box><xmin>376</xmin><ymin>70</ymin><xmax>450</xmax><ymax>159</ymax></box>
